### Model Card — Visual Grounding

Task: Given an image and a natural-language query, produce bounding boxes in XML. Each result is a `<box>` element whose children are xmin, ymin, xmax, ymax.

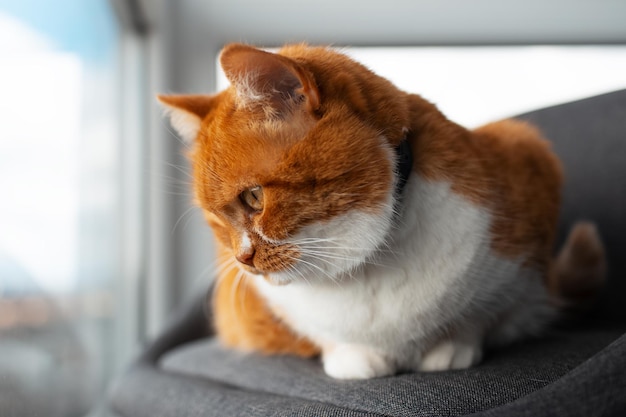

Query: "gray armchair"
<box><xmin>110</xmin><ymin>90</ymin><xmax>626</xmax><ymax>417</ymax></box>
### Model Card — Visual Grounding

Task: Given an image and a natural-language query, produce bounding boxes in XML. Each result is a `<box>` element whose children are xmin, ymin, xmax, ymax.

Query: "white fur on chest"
<box><xmin>253</xmin><ymin>176</ymin><xmax>548</xmax><ymax>366</ymax></box>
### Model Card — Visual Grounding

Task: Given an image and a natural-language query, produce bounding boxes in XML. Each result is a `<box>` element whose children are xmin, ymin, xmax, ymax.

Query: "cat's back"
<box><xmin>472</xmin><ymin>118</ymin><xmax>560</xmax><ymax>176</ymax></box>
<box><xmin>471</xmin><ymin>118</ymin><xmax>563</xmax><ymax>267</ymax></box>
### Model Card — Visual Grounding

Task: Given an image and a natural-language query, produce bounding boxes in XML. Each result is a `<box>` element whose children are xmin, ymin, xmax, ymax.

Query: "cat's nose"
<box><xmin>236</xmin><ymin>250</ymin><xmax>256</xmax><ymax>267</ymax></box>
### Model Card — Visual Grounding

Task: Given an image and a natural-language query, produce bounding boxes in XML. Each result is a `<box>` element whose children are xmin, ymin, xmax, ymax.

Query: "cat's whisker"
<box><xmin>289</xmin><ymin>237</ymin><xmax>340</xmax><ymax>245</ymax></box>
<box><xmin>291</xmin><ymin>237</ymin><xmax>338</xmax><ymax>243</ymax></box>
<box><xmin>296</xmin><ymin>253</ymin><xmax>346</xmax><ymax>273</ymax></box>
<box><xmin>297</xmin><ymin>250</ymin><xmax>357</xmax><ymax>262</ymax></box>
<box><xmin>147</xmin><ymin>172</ymin><xmax>193</xmax><ymax>188</ymax></box>
<box><xmin>158</xmin><ymin>190</ymin><xmax>193</xmax><ymax>197</ymax></box>
<box><xmin>298</xmin><ymin>245</ymin><xmax>397</xmax><ymax>254</ymax></box>
<box><xmin>284</xmin><ymin>263</ymin><xmax>313</xmax><ymax>287</ymax></box>
<box><xmin>195</xmin><ymin>256</ymin><xmax>230</xmax><ymax>284</ymax></box>
<box><xmin>196</xmin><ymin>253</ymin><xmax>239</xmax><ymax>289</ymax></box>
<box><xmin>160</xmin><ymin>118</ymin><xmax>191</xmax><ymax>150</ymax></box>
<box><xmin>288</xmin><ymin>255</ymin><xmax>341</xmax><ymax>286</ymax></box>
<box><xmin>229</xmin><ymin>269</ymin><xmax>240</xmax><ymax>306</ymax></box>
<box><xmin>231</xmin><ymin>268</ymin><xmax>246</xmax><ymax>317</ymax></box>
<box><xmin>238</xmin><ymin>270</ymin><xmax>254</xmax><ymax>318</ymax></box>
<box><xmin>148</xmin><ymin>172</ymin><xmax>193</xmax><ymax>191</ymax></box>
<box><xmin>378</xmin><ymin>238</ymin><xmax>403</xmax><ymax>262</ymax></box>
<box><xmin>307</xmin><ymin>251</ymin><xmax>397</xmax><ymax>270</ymax></box>
<box><xmin>217</xmin><ymin>255</ymin><xmax>248</xmax><ymax>311</ymax></box>
<box><xmin>297</xmin><ymin>241</ymin><xmax>401</xmax><ymax>266</ymax></box>
<box><xmin>162</xmin><ymin>161</ymin><xmax>193</xmax><ymax>179</ymax></box>
<box><xmin>172</xmin><ymin>205</ymin><xmax>199</xmax><ymax>235</ymax></box>
<box><xmin>147</xmin><ymin>155</ymin><xmax>194</xmax><ymax>178</ymax></box>
<box><xmin>203</xmin><ymin>166</ymin><xmax>223</xmax><ymax>184</ymax></box>
<box><xmin>215</xmin><ymin>253</ymin><xmax>234</xmax><ymax>267</ymax></box>
<box><xmin>218</xmin><ymin>259</ymin><xmax>238</xmax><ymax>276</ymax></box>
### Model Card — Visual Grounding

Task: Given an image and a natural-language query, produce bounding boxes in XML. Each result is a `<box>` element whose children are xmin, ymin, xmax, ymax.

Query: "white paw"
<box><xmin>419</xmin><ymin>340</ymin><xmax>483</xmax><ymax>372</ymax></box>
<box><xmin>322</xmin><ymin>344</ymin><xmax>395</xmax><ymax>379</ymax></box>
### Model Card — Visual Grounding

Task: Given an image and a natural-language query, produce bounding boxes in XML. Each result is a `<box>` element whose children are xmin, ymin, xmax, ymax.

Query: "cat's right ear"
<box><xmin>220</xmin><ymin>44</ymin><xmax>320</xmax><ymax>116</ymax></box>
<box><xmin>157</xmin><ymin>94</ymin><xmax>217</xmax><ymax>143</ymax></box>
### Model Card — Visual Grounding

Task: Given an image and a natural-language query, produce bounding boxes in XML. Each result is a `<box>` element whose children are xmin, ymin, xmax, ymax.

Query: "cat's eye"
<box><xmin>240</xmin><ymin>186</ymin><xmax>264</xmax><ymax>212</ymax></box>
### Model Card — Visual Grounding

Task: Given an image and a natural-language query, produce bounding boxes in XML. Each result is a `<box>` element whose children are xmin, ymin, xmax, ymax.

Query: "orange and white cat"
<box><xmin>159</xmin><ymin>44</ymin><xmax>605</xmax><ymax>379</ymax></box>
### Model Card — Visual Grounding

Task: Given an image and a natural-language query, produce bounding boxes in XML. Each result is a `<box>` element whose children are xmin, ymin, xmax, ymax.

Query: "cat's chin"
<box><xmin>262</xmin><ymin>272</ymin><xmax>294</xmax><ymax>286</ymax></box>
<box><xmin>238</xmin><ymin>266</ymin><xmax>296</xmax><ymax>286</ymax></box>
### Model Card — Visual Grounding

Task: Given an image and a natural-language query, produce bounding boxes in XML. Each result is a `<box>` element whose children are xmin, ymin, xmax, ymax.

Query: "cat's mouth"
<box><xmin>239</xmin><ymin>264</ymin><xmax>263</xmax><ymax>276</ymax></box>
<box><xmin>233</xmin><ymin>258</ymin><xmax>296</xmax><ymax>286</ymax></box>
<box><xmin>238</xmin><ymin>263</ymin><xmax>302</xmax><ymax>287</ymax></box>
<box><xmin>263</xmin><ymin>273</ymin><xmax>293</xmax><ymax>286</ymax></box>
<box><xmin>233</xmin><ymin>255</ymin><xmax>309</xmax><ymax>286</ymax></box>
<box><xmin>233</xmin><ymin>261</ymin><xmax>294</xmax><ymax>286</ymax></box>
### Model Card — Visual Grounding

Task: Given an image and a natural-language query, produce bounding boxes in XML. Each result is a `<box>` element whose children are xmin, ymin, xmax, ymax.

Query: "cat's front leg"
<box><xmin>322</xmin><ymin>343</ymin><xmax>395</xmax><ymax>379</ymax></box>
<box><xmin>419</xmin><ymin>335</ymin><xmax>483</xmax><ymax>371</ymax></box>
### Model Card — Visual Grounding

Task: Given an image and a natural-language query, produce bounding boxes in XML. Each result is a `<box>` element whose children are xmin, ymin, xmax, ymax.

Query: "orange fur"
<box><xmin>160</xmin><ymin>43</ymin><xmax>600</xmax><ymax>357</ymax></box>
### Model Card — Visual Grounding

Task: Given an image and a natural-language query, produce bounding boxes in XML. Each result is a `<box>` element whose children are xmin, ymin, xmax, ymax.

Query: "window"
<box><xmin>0</xmin><ymin>2</ymin><xmax>129</xmax><ymax>415</ymax></box>
<box><xmin>217</xmin><ymin>46</ymin><xmax>626</xmax><ymax>127</ymax></box>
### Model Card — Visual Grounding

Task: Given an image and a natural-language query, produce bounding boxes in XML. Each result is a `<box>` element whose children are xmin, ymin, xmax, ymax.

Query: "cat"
<box><xmin>158</xmin><ymin>43</ymin><xmax>606</xmax><ymax>379</ymax></box>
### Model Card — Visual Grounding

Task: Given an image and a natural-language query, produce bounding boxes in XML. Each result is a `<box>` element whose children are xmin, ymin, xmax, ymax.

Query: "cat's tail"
<box><xmin>548</xmin><ymin>222</ymin><xmax>607</xmax><ymax>312</ymax></box>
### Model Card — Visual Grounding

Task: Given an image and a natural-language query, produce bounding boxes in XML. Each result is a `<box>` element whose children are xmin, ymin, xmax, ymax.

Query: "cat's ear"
<box><xmin>157</xmin><ymin>94</ymin><xmax>217</xmax><ymax>142</ymax></box>
<box><xmin>220</xmin><ymin>44</ymin><xmax>320</xmax><ymax>116</ymax></box>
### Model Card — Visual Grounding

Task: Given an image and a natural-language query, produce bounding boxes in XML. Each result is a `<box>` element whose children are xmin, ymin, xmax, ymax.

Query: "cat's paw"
<box><xmin>419</xmin><ymin>340</ymin><xmax>483</xmax><ymax>372</ymax></box>
<box><xmin>322</xmin><ymin>344</ymin><xmax>395</xmax><ymax>379</ymax></box>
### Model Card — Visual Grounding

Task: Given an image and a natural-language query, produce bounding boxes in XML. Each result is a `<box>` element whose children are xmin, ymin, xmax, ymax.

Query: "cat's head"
<box><xmin>159</xmin><ymin>44</ymin><xmax>411</xmax><ymax>285</ymax></box>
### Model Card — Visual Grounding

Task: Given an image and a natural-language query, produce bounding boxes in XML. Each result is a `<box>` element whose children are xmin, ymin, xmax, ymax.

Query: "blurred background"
<box><xmin>0</xmin><ymin>1</ymin><xmax>625</xmax><ymax>416</ymax></box>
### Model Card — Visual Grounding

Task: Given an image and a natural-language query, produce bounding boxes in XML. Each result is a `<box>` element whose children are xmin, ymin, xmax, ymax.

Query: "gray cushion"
<box><xmin>160</xmin><ymin>325</ymin><xmax>624</xmax><ymax>417</ymax></box>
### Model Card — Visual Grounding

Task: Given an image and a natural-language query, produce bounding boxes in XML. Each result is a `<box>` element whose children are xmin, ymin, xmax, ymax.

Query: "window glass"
<box><xmin>217</xmin><ymin>46</ymin><xmax>626</xmax><ymax>127</ymax></box>
<box><xmin>0</xmin><ymin>1</ymin><xmax>120</xmax><ymax>415</ymax></box>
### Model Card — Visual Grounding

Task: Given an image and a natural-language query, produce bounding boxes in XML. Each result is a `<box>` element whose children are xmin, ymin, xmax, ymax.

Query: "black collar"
<box><xmin>394</xmin><ymin>134</ymin><xmax>413</xmax><ymax>199</ymax></box>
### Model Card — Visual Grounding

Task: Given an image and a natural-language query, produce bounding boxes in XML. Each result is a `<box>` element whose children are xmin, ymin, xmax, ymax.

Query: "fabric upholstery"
<box><xmin>518</xmin><ymin>90</ymin><xmax>626</xmax><ymax>322</ymax></box>
<box><xmin>160</xmin><ymin>325</ymin><xmax>624</xmax><ymax>417</ymax></box>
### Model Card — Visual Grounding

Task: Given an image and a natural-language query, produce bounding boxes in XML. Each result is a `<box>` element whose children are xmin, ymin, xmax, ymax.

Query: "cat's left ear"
<box><xmin>157</xmin><ymin>94</ymin><xmax>217</xmax><ymax>142</ymax></box>
<box><xmin>220</xmin><ymin>44</ymin><xmax>320</xmax><ymax>116</ymax></box>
